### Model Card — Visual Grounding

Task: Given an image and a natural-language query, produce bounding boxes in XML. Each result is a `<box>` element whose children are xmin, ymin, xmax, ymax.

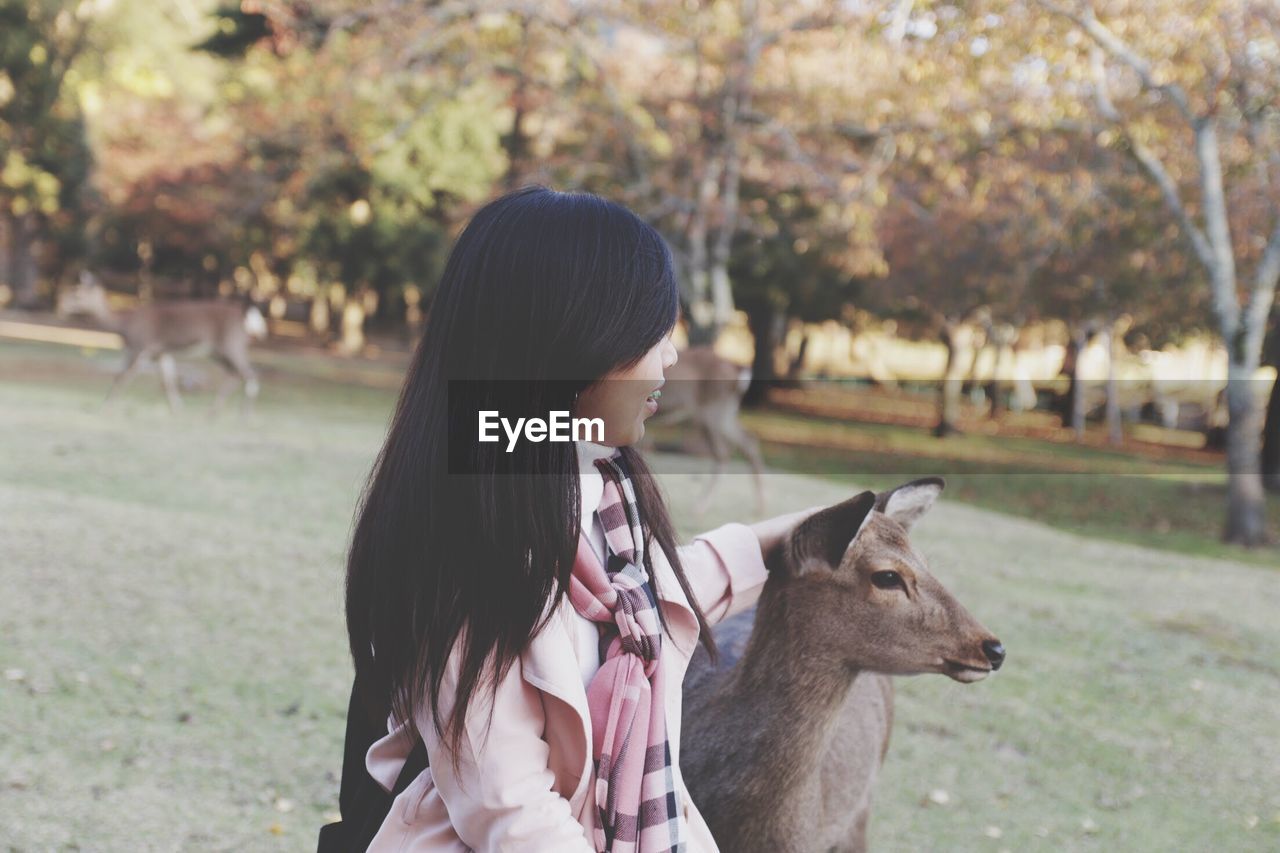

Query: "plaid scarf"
<box><xmin>567</xmin><ymin>449</ymin><xmax>684</xmax><ymax>853</ymax></box>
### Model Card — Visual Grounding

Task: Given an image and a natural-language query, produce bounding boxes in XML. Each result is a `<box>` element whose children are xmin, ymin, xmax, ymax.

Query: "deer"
<box><xmin>646</xmin><ymin>345</ymin><xmax>768</xmax><ymax>516</ymax></box>
<box><xmin>55</xmin><ymin>271</ymin><xmax>267</xmax><ymax>417</ymax></box>
<box><xmin>681</xmin><ymin>477</ymin><xmax>1005</xmax><ymax>853</ymax></box>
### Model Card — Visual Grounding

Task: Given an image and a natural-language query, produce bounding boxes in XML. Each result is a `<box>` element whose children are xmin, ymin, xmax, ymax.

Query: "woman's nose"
<box><xmin>663</xmin><ymin>338</ymin><xmax>678</xmax><ymax>368</ymax></box>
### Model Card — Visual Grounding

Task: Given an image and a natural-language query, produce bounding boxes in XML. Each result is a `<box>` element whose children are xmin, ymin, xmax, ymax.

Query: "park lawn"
<box><xmin>2</xmin><ymin>335</ymin><xmax>1279</xmax><ymax>851</ymax></box>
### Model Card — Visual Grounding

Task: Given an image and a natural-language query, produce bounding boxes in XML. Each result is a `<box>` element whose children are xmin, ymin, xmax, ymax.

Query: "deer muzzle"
<box><xmin>982</xmin><ymin>639</ymin><xmax>1005</xmax><ymax>671</ymax></box>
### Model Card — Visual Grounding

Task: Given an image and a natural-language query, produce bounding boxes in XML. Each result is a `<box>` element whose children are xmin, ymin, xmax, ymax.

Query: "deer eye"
<box><xmin>870</xmin><ymin>571</ymin><xmax>905</xmax><ymax>591</ymax></box>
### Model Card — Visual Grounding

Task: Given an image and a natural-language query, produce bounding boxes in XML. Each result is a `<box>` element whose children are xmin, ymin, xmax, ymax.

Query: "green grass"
<box><xmin>2</xmin><ymin>336</ymin><xmax>1279</xmax><ymax>851</ymax></box>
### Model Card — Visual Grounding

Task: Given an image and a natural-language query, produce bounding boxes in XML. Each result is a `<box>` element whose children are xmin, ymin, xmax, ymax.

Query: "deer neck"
<box><xmin>722</xmin><ymin>587</ymin><xmax>860</xmax><ymax>788</ymax></box>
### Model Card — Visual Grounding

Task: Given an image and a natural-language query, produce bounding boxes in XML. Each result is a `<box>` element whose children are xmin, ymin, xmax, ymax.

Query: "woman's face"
<box><xmin>574</xmin><ymin>331</ymin><xmax>678</xmax><ymax>446</ymax></box>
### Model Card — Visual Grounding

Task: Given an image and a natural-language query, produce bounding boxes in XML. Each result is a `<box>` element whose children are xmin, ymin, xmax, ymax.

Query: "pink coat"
<box><xmin>365</xmin><ymin>521</ymin><xmax>770</xmax><ymax>852</ymax></box>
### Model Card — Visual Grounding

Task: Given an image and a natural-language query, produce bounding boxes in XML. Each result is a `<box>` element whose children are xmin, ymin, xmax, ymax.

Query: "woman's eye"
<box><xmin>870</xmin><ymin>571</ymin><xmax>904</xmax><ymax>590</ymax></box>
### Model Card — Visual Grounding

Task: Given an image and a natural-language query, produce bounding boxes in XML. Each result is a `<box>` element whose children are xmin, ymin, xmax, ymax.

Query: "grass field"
<box><xmin>2</xmin><ymin>336</ymin><xmax>1278</xmax><ymax>851</ymax></box>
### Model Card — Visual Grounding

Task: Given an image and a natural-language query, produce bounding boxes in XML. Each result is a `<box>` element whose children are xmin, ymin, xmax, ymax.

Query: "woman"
<box><xmin>342</xmin><ymin>185</ymin><xmax>816</xmax><ymax>851</ymax></box>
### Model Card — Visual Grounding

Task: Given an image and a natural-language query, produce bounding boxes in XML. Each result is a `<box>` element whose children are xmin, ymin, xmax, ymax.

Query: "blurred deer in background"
<box><xmin>56</xmin><ymin>271</ymin><xmax>267</xmax><ymax>417</ymax></box>
<box><xmin>647</xmin><ymin>345</ymin><xmax>767</xmax><ymax>515</ymax></box>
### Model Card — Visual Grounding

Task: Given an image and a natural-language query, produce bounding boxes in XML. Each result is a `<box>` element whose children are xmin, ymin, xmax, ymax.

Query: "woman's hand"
<box><xmin>748</xmin><ymin>504</ymin><xmax>826</xmax><ymax>565</ymax></box>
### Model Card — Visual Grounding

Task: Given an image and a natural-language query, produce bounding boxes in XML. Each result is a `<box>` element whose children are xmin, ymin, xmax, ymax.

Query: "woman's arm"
<box><xmin>417</xmin><ymin>637</ymin><xmax>596</xmax><ymax>852</ymax></box>
<box><xmin>677</xmin><ymin>505</ymin><xmax>824</xmax><ymax>626</ymax></box>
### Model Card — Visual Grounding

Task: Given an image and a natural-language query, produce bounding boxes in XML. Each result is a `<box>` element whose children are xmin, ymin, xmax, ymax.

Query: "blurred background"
<box><xmin>1</xmin><ymin>0</ymin><xmax>1278</xmax><ymax>849</ymax></box>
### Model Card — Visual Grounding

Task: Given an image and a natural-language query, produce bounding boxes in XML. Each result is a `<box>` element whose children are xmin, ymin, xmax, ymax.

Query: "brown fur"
<box><xmin>56</xmin><ymin>272</ymin><xmax>263</xmax><ymax>416</ymax></box>
<box><xmin>681</xmin><ymin>479</ymin><xmax>1003</xmax><ymax>852</ymax></box>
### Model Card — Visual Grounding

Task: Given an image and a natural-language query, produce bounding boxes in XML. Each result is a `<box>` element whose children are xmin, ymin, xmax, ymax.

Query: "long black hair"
<box><xmin>345</xmin><ymin>185</ymin><xmax>720</xmax><ymax>773</ymax></box>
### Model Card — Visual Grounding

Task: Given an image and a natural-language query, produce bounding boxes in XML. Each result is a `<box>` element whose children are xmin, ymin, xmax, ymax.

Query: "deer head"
<box><xmin>766</xmin><ymin>477</ymin><xmax>1004</xmax><ymax>683</ymax></box>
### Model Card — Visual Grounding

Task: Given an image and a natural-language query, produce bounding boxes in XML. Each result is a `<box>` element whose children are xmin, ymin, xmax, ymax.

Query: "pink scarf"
<box><xmin>567</xmin><ymin>449</ymin><xmax>684</xmax><ymax>853</ymax></box>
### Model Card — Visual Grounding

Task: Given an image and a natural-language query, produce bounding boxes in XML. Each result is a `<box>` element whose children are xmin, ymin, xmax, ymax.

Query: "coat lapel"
<box><xmin>519</xmin><ymin>551</ymin><xmax>700</xmax><ymax>719</ymax></box>
<box><xmin>519</xmin><ymin>592</ymin><xmax>595</xmax><ymax>808</ymax></box>
<box><xmin>519</xmin><ymin>546</ymin><xmax>702</xmax><ymax>808</ymax></box>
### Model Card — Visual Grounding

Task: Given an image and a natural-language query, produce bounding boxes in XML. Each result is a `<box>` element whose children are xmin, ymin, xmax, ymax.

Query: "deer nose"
<box><xmin>982</xmin><ymin>640</ymin><xmax>1005</xmax><ymax>670</ymax></box>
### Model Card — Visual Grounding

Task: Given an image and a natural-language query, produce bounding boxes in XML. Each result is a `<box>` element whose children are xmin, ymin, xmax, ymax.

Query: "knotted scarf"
<box><xmin>567</xmin><ymin>449</ymin><xmax>684</xmax><ymax>853</ymax></box>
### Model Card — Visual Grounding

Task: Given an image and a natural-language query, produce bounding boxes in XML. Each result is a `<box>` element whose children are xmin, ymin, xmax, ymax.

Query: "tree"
<box><xmin>299</xmin><ymin>0</ymin><xmax>895</xmax><ymax>353</ymax></box>
<box><xmin>78</xmin><ymin>0</ymin><xmax>494</xmax><ymax>339</ymax></box>
<box><xmin>1034</xmin><ymin>0</ymin><xmax>1279</xmax><ymax>545</ymax></box>
<box><xmin>1</xmin><ymin>0</ymin><xmax>95</xmax><ymax>307</ymax></box>
<box><xmin>728</xmin><ymin>177</ymin><xmax>866</xmax><ymax>403</ymax></box>
<box><xmin>1262</xmin><ymin>309</ymin><xmax>1280</xmax><ymax>492</ymax></box>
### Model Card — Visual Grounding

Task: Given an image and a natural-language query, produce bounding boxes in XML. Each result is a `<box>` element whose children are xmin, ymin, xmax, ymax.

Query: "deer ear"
<box><xmin>874</xmin><ymin>477</ymin><xmax>945</xmax><ymax>531</ymax></box>
<box><xmin>779</xmin><ymin>490</ymin><xmax>877</xmax><ymax>576</ymax></box>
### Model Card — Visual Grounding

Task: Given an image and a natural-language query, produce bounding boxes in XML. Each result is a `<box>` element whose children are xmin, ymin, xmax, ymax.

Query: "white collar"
<box><xmin>575</xmin><ymin>439</ymin><xmax>617</xmax><ymax>471</ymax></box>
<box><xmin>576</xmin><ymin>441</ymin><xmax>617</xmax><ymax>524</ymax></box>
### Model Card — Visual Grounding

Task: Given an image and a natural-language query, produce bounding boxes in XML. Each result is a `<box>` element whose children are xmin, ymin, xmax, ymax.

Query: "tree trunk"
<box><xmin>960</xmin><ymin>334</ymin><xmax>985</xmax><ymax>399</ymax></box>
<box><xmin>1055</xmin><ymin>333</ymin><xmax>1078</xmax><ymax>428</ymax></box>
<box><xmin>705</xmin><ymin>0</ymin><xmax>756</xmax><ymax>336</ymax></box>
<box><xmin>985</xmin><ymin>379</ymin><xmax>1003</xmax><ymax>417</ymax></box>
<box><xmin>1071</xmin><ymin>326</ymin><xmax>1087</xmax><ymax>440</ymax></box>
<box><xmin>786</xmin><ymin>334</ymin><xmax>809</xmax><ymax>382</ymax></box>
<box><xmin>742</xmin><ymin>302</ymin><xmax>779</xmax><ymax>408</ymax></box>
<box><xmin>934</xmin><ymin>321</ymin><xmax>962</xmax><ymax>437</ymax></box>
<box><xmin>1262</xmin><ymin>372</ymin><xmax>1280</xmax><ymax>493</ymax></box>
<box><xmin>1104</xmin><ymin>324</ymin><xmax>1122</xmax><ymax>445</ymax></box>
<box><xmin>985</xmin><ymin>332</ymin><xmax>1009</xmax><ymax>418</ymax></box>
<box><xmin>338</xmin><ymin>293</ymin><xmax>368</xmax><ymax>356</ymax></box>
<box><xmin>1262</xmin><ymin>315</ymin><xmax>1280</xmax><ymax>494</ymax></box>
<box><xmin>309</xmin><ymin>294</ymin><xmax>331</xmax><ymax>340</ymax></box>
<box><xmin>681</xmin><ymin>0</ymin><xmax>757</xmax><ymax>346</ymax></box>
<box><xmin>501</xmin><ymin>16</ymin><xmax>532</xmax><ymax>191</ymax></box>
<box><xmin>6</xmin><ymin>211</ymin><xmax>39</xmax><ymax>308</ymax></box>
<box><xmin>682</xmin><ymin>149</ymin><xmax>723</xmax><ymax>347</ymax></box>
<box><xmin>1222</xmin><ymin>365</ymin><xmax>1268</xmax><ymax>545</ymax></box>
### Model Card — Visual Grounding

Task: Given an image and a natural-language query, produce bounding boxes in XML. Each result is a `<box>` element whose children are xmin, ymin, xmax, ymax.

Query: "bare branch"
<box><xmin>1193</xmin><ymin>119</ymin><xmax>1240</xmax><ymax>305</ymax></box>
<box><xmin>1036</xmin><ymin>0</ymin><xmax>1197</xmax><ymax>122</ymax></box>
<box><xmin>1253</xmin><ymin>218</ymin><xmax>1280</xmax><ymax>301</ymax></box>
<box><xmin>40</xmin><ymin>13</ymin><xmax>92</xmax><ymax>118</ymax></box>
<box><xmin>1088</xmin><ymin>43</ymin><xmax>1121</xmax><ymax>122</ymax></box>
<box><xmin>1239</xmin><ymin>217</ymin><xmax>1280</xmax><ymax>360</ymax></box>
<box><xmin>1088</xmin><ymin>45</ymin><xmax>1215</xmax><ymax>271</ymax></box>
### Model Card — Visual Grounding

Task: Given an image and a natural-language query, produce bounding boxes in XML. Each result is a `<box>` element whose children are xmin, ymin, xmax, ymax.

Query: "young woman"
<box><xmin>342</xmin><ymin>185</ymin><xmax>817</xmax><ymax>852</ymax></box>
